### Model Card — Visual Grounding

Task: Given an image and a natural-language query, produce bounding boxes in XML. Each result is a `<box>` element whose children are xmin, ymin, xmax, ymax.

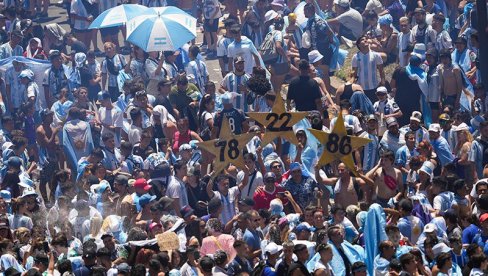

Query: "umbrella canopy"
<box><xmin>89</xmin><ymin>4</ymin><xmax>149</xmax><ymax>29</ymax></box>
<box><xmin>126</xmin><ymin>6</ymin><xmax>197</xmax><ymax>52</ymax></box>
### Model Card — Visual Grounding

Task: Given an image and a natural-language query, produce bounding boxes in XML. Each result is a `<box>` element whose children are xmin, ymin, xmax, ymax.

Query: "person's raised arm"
<box><xmin>101</xmin><ymin>72</ymin><xmax>107</xmax><ymax>91</ymax></box>
<box><xmin>377</xmin><ymin>63</ymin><xmax>385</xmax><ymax>86</ymax></box>
<box><xmin>256</xmin><ymin>146</ymin><xmax>266</xmax><ymax>174</ymax></box>
<box><xmin>237</xmin><ymin>165</ymin><xmax>250</xmax><ymax>192</ymax></box>
<box><xmin>206</xmin><ymin>171</ymin><xmax>216</xmax><ymax>198</ymax></box>
<box><xmin>190</xmin><ymin>131</ymin><xmax>204</xmax><ymax>142</ymax></box>
<box><xmin>315</xmin><ymin>165</ymin><xmax>338</xmax><ymax>186</ymax></box>
<box><xmin>284</xmin><ymin>191</ymin><xmax>302</xmax><ymax>214</ymax></box>
<box><xmin>224</xmin><ymin>214</ymin><xmax>239</xmax><ymax>234</ymax></box>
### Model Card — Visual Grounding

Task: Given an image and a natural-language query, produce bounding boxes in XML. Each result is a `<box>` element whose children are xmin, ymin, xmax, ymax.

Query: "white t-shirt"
<box><xmin>433</xmin><ymin>191</ymin><xmax>454</xmax><ymax>215</ymax></box>
<box><xmin>227</xmin><ymin>36</ymin><xmax>257</xmax><ymax>75</ymax></box>
<box><xmin>237</xmin><ymin>169</ymin><xmax>264</xmax><ymax>198</ymax></box>
<box><xmin>27</xmin><ymin>81</ymin><xmax>47</xmax><ymax>111</ymax></box>
<box><xmin>351</xmin><ymin>50</ymin><xmax>383</xmax><ymax>90</ymax></box>
<box><xmin>214</xmin><ymin>186</ymin><xmax>240</xmax><ymax>225</ymax></box>
<box><xmin>98</xmin><ymin>106</ymin><xmax>124</xmax><ymax>139</ymax></box>
<box><xmin>128</xmin><ymin>124</ymin><xmax>143</xmax><ymax>146</ymax></box>
<box><xmin>166</xmin><ymin>176</ymin><xmax>189</xmax><ymax>208</ymax></box>
<box><xmin>216</xmin><ymin>36</ymin><xmax>234</xmax><ymax>72</ymax></box>
<box><xmin>329</xmin><ymin>114</ymin><xmax>362</xmax><ymax>134</ymax></box>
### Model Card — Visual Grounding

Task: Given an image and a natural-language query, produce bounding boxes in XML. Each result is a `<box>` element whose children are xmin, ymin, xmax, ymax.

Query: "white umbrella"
<box><xmin>126</xmin><ymin>6</ymin><xmax>197</xmax><ymax>52</ymax></box>
<box><xmin>89</xmin><ymin>4</ymin><xmax>149</xmax><ymax>29</ymax></box>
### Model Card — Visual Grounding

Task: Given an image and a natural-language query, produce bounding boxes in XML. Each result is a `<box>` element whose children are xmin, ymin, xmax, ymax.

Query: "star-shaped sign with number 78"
<box><xmin>308</xmin><ymin>114</ymin><xmax>371</xmax><ymax>175</ymax></box>
<box><xmin>247</xmin><ymin>95</ymin><xmax>308</xmax><ymax>145</ymax></box>
<box><xmin>197</xmin><ymin>118</ymin><xmax>256</xmax><ymax>174</ymax></box>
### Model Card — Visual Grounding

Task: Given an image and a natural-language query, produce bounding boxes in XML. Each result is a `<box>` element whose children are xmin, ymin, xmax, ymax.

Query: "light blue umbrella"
<box><xmin>126</xmin><ymin>6</ymin><xmax>197</xmax><ymax>52</ymax></box>
<box><xmin>89</xmin><ymin>4</ymin><xmax>149</xmax><ymax>29</ymax></box>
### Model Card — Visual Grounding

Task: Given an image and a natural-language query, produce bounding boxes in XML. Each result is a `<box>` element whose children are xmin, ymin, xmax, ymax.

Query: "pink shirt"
<box><xmin>200</xmin><ymin>233</ymin><xmax>236</xmax><ymax>260</ymax></box>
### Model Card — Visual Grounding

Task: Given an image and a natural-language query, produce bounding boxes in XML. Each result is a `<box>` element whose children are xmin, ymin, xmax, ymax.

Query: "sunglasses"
<box><xmin>272</xmin><ymin>165</ymin><xmax>282</xmax><ymax>169</ymax></box>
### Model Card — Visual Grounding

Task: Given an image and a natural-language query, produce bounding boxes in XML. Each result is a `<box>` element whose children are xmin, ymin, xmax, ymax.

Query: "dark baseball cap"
<box><xmin>114</xmin><ymin>175</ymin><xmax>129</xmax><ymax>186</ymax></box>
<box><xmin>238</xmin><ymin>197</ymin><xmax>255</xmax><ymax>207</ymax></box>
<box><xmin>180</xmin><ymin>205</ymin><xmax>195</xmax><ymax>218</ymax></box>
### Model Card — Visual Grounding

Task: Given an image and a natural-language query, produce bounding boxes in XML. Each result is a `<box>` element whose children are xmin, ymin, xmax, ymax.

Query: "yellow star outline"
<box><xmin>197</xmin><ymin>118</ymin><xmax>255</xmax><ymax>174</ymax></box>
<box><xmin>308</xmin><ymin>114</ymin><xmax>372</xmax><ymax>175</ymax></box>
<box><xmin>247</xmin><ymin>95</ymin><xmax>307</xmax><ymax>145</ymax></box>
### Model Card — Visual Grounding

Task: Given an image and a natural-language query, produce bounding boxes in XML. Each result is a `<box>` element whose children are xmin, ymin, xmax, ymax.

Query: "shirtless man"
<box><xmin>438</xmin><ymin>48</ymin><xmax>464</xmax><ymax>109</ymax></box>
<box><xmin>318</xmin><ymin>163</ymin><xmax>374</xmax><ymax>207</ymax></box>
<box><xmin>36</xmin><ymin>109</ymin><xmax>61</xmax><ymax>203</ymax></box>
<box><xmin>366</xmin><ymin>150</ymin><xmax>404</xmax><ymax>207</ymax></box>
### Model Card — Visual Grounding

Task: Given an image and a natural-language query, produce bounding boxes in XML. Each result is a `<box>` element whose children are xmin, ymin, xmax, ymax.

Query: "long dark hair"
<box><xmin>198</xmin><ymin>93</ymin><xmax>214</xmax><ymax>118</ymax></box>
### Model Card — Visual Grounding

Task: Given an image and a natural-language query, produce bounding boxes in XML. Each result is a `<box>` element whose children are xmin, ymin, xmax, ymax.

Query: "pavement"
<box><xmin>45</xmin><ymin>4</ymin><xmax>343</xmax><ymax>91</ymax></box>
<box><xmin>45</xmin><ymin>3</ymin><xmax>224</xmax><ymax>83</ymax></box>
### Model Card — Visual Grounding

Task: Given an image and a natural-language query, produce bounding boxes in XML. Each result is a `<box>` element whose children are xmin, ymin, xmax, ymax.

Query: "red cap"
<box><xmin>149</xmin><ymin>222</ymin><xmax>162</xmax><ymax>232</ymax></box>
<box><xmin>480</xmin><ymin>213</ymin><xmax>488</xmax><ymax>223</ymax></box>
<box><xmin>133</xmin><ymin>178</ymin><xmax>152</xmax><ymax>191</ymax></box>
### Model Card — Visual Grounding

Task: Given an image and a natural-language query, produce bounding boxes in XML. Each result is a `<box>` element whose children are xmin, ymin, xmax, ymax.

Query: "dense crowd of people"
<box><xmin>0</xmin><ymin>0</ymin><xmax>487</xmax><ymax>275</ymax></box>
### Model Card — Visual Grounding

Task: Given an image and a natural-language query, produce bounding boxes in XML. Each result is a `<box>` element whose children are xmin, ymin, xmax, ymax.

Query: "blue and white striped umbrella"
<box><xmin>89</xmin><ymin>4</ymin><xmax>148</xmax><ymax>29</ymax></box>
<box><xmin>126</xmin><ymin>6</ymin><xmax>197</xmax><ymax>52</ymax></box>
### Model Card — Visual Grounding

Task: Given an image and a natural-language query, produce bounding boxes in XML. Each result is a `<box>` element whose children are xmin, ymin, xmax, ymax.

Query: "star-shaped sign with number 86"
<box><xmin>308</xmin><ymin>114</ymin><xmax>371</xmax><ymax>175</ymax></box>
<box><xmin>197</xmin><ymin>118</ymin><xmax>256</xmax><ymax>174</ymax></box>
<box><xmin>247</xmin><ymin>95</ymin><xmax>308</xmax><ymax>145</ymax></box>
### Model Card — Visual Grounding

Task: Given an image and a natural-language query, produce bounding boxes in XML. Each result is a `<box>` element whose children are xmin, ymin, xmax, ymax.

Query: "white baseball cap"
<box><xmin>334</xmin><ymin>0</ymin><xmax>350</xmax><ymax>8</ymax></box>
<box><xmin>410</xmin><ymin>111</ymin><xmax>422</xmax><ymax>122</ymax></box>
<box><xmin>264</xmin><ymin>242</ymin><xmax>283</xmax><ymax>255</ymax></box>
<box><xmin>428</xmin><ymin>123</ymin><xmax>441</xmax><ymax>133</ymax></box>
<box><xmin>423</xmin><ymin>223</ymin><xmax>436</xmax><ymax>233</ymax></box>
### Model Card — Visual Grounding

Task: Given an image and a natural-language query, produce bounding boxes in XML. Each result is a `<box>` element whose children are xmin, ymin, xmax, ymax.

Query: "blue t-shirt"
<box><xmin>243</xmin><ymin>229</ymin><xmax>261</xmax><ymax>251</ymax></box>
<box><xmin>451</xmin><ymin>250</ymin><xmax>468</xmax><ymax>268</ymax></box>
<box><xmin>262</xmin><ymin>265</ymin><xmax>278</xmax><ymax>276</ymax></box>
<box><xmin>472</xmin><ymin>232</ymin><xmax>488</xmax><ymax>251</ymax></box>
<box><xmin>462</xmin><ymin>224</ymin><xmax>480</xmax><ymax>245</ymax></box>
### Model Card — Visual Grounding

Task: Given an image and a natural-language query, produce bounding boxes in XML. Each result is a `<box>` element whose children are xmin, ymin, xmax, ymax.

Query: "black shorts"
<box><xmin>100</xmin><ymin>26</ymin><xmax>119</xmax><ymax>37</ymax></box>
<box><xmin>429</xmin><ymin>102</ymin><xmax>441</xmax><ymax>110</ymax></box>
<box><xmin>204</xmin><ymin>19</ymin><xmax>219</xmax><ymax>32</ymax></box>
<box><xmin>317</xmin><ymin>44</ymin><xmax>334</xmax><ymax>66</ymax></box>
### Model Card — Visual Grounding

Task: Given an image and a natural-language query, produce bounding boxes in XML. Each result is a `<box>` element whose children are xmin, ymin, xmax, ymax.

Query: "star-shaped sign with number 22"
<box><xmin>197</xmin><ymin>118</ymin><xmax>255</xmax><ymax>174</ymax></box>
<box><xmin>247</xmin><ymin>95</ymin><xmax>307</xmax><ymax>145</ymax></box>
<box><xmin>308</xmin><ymin>114</ymin><xmax>371</xmax><ymax>175</ymax></box>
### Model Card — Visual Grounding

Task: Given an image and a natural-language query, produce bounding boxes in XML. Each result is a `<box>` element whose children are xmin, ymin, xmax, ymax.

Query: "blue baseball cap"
<box><xmin>290</xmin><ymin>162</ymin><xmax>301</xmax><ymax>172</ymax></box>
<box><xmin>139</xmin><ymin>194</ymin><xmax>156</xmax><ymax>207</ymax></box>
<box><xmin>295</xmin><ymin>222</ymin><xmax>315</xmax><ymax>233</ymax></box>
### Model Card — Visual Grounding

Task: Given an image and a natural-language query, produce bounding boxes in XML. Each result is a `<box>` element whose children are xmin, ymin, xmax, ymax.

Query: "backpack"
<box><xmin>259</xmin><ymin>30</ymin><xmax>279</xmax><ymax>65</ymax></box>
<box><xmin>250</xmin><ymin>260</ymin><xmax>267</xmax><ymax>276</ymax></box>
